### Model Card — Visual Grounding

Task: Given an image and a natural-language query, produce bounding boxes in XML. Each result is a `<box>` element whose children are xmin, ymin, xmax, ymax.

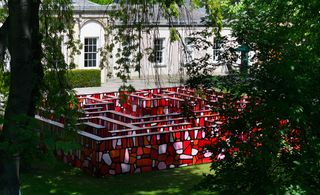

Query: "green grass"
<box><xmin>21</xmin><ymin>160</ymin><xmax>215</xmax><ymax>195</ymax></box>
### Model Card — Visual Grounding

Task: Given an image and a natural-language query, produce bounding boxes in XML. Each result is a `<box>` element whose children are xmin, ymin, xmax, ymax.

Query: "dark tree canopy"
<box><xmin>0</xmin><ymin>0</ymin><xmax>77</xmax><ymax>194</ymax></box>
<box><xmin>195</xmin><ymin>0</ymin><xmax>320</xmax><ymax>194</ymax></box>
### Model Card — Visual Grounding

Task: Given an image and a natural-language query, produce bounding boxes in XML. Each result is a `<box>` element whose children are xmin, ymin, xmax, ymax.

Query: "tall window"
<box><xmin>185</xmin><ymin>37</ymin><xmax>194</xmax><ymax>62</ymax></box>
<box><xmin>213</xmin><ymin>39</ymin><xmax>221</xmax><ymax>62</ymax></box>
<box><xmin>154</xmin><ymin>38</ymin><xmax>164</xmax><ymax>64</ymax></box>
<box><xmin>84</xmin><ymin>38</ymin><xmax>98</xmax><ymax>67</ymax></box>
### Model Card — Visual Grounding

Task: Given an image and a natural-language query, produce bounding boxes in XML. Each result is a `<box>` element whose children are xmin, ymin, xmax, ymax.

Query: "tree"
<box><xmin>0</xmin><ymin>1</ymin><xmax>43</xmax><ymax>194</ymax></box>
<box><xmin>0</xmin><ymin>0</ymin><xmax>77</xmax><ymax>194</ymax></box>
<box><xmin>196</xmin><ymin>0</ymin><xmax>320</xmax><ymax>194</ymax></box>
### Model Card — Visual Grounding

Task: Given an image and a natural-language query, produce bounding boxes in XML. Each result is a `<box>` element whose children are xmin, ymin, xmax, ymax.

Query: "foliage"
<box><xmin>101</xmin><ymin>0</ymin><xmax>223</xmax><ymax>84</ymax></box>
<box><xmin>0</xmin><ymin>116</ymin><xmax>41</xmax><ymax>162</ymax></box>
<box><xmin>186</xmin><ymin>74</ymin><xmax>249</xmax><ymax>93</ymax></box>
<box><xmin>41</xmin><ymin>70</ymin><xmax>80</xmax><ymax>153</ymax></box>
<box><xmin>194</xmin><ymin>0</ymin><xmax>320</xmax><ymax>194</ymax></box>
<box><xmin>191</xmin><ymin>0</ymin><xmax>222</xmax><ymax>31</ymax></box>
<box><xmin>118</xmin><ymin>84</ymin><xmax>136</xmax><ymax>105</ymax></box>
<box><xmin>66</xmin><ymin>69</ymin><xmax>101</xmax><ymax>88</ymax></box>
<box><xmin>182</xmin><ymin>29</ymin><xmax>223</xmax><ymax>77</ymax></box>
<box><xmin>0</xmin><ymin>0</ymin><xmax>80</xmax><ymax>174</ymax></box>
<box><xmin>40</xmin><ymin>0</ymin><xmax>80</xmax><ymax>70</ymax></box>
<box><xmin>90</xmin><ymin>0</ymin><xmax>113</xmax><ymax>5</ymax></box>
<box><xmin>181</xmin><ymin>97</ymin><xmax>196</xmax><ymax>120</ymax></box>
<box><xmin>0</xmin><ymin>6</ymin><xmax>7</xmax><ymax>22</ymax></box>
<box><xmin>0</xmin><ymin>71</ymin><xmax>9</xmax><ymax>108</ymax></box>
<box><xmin>219</xmin><ymin>0</ymin><xmax>244</xmax><ymax>24</ymax></box>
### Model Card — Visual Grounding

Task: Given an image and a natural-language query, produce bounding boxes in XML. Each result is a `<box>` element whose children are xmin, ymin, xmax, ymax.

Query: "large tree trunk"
<box><xmin>0</xmin><ymin>0</ymin><xmax>42</xmax><ymax>194</ymax></box>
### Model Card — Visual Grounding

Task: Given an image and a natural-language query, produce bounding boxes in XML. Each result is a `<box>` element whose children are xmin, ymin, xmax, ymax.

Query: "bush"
<box><xmin>0</xmin><ymin>72</ymin><xmax>9</xmax><ymax>111</ymax></box>
<box><xmin>67</xmin><ymin>69</ymin><xmax>101</xmax><ymax>88</ymax></box>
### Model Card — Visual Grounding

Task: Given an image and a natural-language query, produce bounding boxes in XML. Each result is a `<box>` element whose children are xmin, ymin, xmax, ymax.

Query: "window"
<box><xmin>154</xmin><ymin>38</ymin><xmax>164</xmax><ymax>64</ymax></box>
<box><xmin>185</xmin><ymin>37</ymin><xmax>194</xmax><ymax>62</ymax></box>
<box><xmin>84</xmin><ymin>38</ymin><xmax>98</xmax><ymax>67</ymax></box>
<box><xmin>213</xmin><ymin>39</ymin><xmax>221</xmax><ymax>62</ymax></box>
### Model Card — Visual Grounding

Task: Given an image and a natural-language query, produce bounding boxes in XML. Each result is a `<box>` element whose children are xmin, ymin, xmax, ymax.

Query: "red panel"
<box><xmin>141</xmin><ymin>167</ymin><xmax>153</xmax><ymax>173</ymax></box>
<box><xmin>143</xmin><ymin>147</ymin><xmax>151</xmax><ymax>154</ymax></box>
<box><xmin>100</xmin><ymin>164</ymin><xmax>109</xmax><ymax>175</ymax></box>
<box><xmin>166</xmin><ymin>156</ymin><xmax>174</xmax><ymax>165</ymax></box>
<box><xmin>158</xmin><ymin>154</ymin><xmax>167</xmax><ymax>161</ymax></box>
<box><xmin>203</xmin><ymin>158</ymin><xmax>212</xmax><ymax>163</ymax></box>
<box><xmin>99</xmin><ymin>142</ymin><xmax>105</xmax><ymax>152</ymax></box>
<box><xmin>184</xmin><ymin>143</ymin><xmax>192</xmax><ymax>155</ymax></box>
<box><xmin>180</xmin><ymin>159</ymin><xmax>193</xmax><ymax>164</ymax></box>
<box><xmin>151</xmin><ymin>149</ymin><xmax>158</xmax><ymax>159</ymax></box>
<box><xmin>136</xmin><ymin>159</ymin><xmax>152</xmax><ymax>167</ymax></box>
<box><xmin>115</xmin><ymin>163</ymin><xmax>121</xmax><ymax>174</ymax></box>
<box><xmin>137</xmin><ymin>147</ymin><xmax>143</xmax><ymax>156</ymax></box>
<box><xmin>167</xmin><ymin>145</ymin><xmax>176</xmax><ymax>156</ymax></box>
<box><xmin>119</xmin><ymin>149</ymin><xmax>125</xmax><ymax>162</ymax></box>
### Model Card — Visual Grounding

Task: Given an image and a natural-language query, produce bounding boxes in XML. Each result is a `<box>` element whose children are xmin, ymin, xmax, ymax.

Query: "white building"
<box><xmin>65</xmin><ymin>0</ymin><xmax>232</xmax><ymax>84</ymax></box>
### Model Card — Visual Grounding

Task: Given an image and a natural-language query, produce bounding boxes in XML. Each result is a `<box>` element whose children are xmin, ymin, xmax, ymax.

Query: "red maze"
<box><xmin>37</xmin><ymin>87</ymin><xmax>234</xmax><ymax>176</ymax></box>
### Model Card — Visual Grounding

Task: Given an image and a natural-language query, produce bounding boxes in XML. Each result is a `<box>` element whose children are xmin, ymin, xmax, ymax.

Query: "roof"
<box><xmin>72</xmin><ymin>0</ymin><xmax>208</xmax><ymax>26</ymax></box>
<box><xmin>72</xmin><ymin>0</ymin><xmax>109</xmax><ymax>12</ymax></box>
<box><xmin>72</xmin><ymin>0</ymin><xmax>100</xmax><ymax>7</ymax></box>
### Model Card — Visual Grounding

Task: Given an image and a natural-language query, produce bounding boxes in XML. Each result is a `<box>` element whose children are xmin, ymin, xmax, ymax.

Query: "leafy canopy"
<box><xmin>192</xmin><ymin>0</ymin><xmax>320</xmax><ymax>194</ymax></box>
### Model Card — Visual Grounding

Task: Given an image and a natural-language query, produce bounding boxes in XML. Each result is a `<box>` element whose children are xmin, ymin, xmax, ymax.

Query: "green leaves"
<box><xmin>0</xmin><ymin>71</ymin><xmax>9</xmax><ymax>107</ymax></box>
<box><xmin>66</xmin><ymin>69</ymin><xmax>101</xmax><ymax>88</ymax></box>
<box><xmin>90</xmin><ymin>0</ymin><xmax>113</xmax><ymax>5</ymax></box>
<box><xmin>169</xmin><ymin>28</ymin><xmax>179</xmax><ymax>42</ymax></box>
<box><xmin>192</xmin><ymin>0</ymin><xmax>222</xmax><ymax>30</ymax></box>
<box><xmin>195</xmin><ymin>0</ymin><xmax>320</xmax><ymax>194</ymax></box>
<box><xmin>102</xmin><ymin>0</ymin><xmax>224</xmax><ymax>84</ymax></box>
<box><xmin>0</xmin><ymin>7</ymin><xmax>7</xmax><ymax>22</ymax></box>
<box><xmin>0</xmin><ymin>115</ymin><xmax>41</xmax><ymax>162</ymax></box>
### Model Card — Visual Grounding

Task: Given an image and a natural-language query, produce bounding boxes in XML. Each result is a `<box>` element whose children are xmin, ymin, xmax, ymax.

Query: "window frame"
<box><xmin>154</xmin><ymin>38</ymin><xmax>165</xmax><ymax>65</ymax></box>
<box><xmin>185</xmin><ymin>37</ymin><xmax>195</xmax><ymax>63</ymax></box>
<box><xmin>213</xmin><ymin>39</ymin><xmax>221</xmax><ymax>63</ymax></box>
<box><xmin>84</xmin><ymin>37</ymin><xmax>99</xmax><ymax>68</ymax></box>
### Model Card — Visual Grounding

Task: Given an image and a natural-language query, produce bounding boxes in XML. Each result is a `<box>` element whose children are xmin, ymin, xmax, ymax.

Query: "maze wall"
<box><xmin>38</xmin><ymin>87</ymin><xmax>229</xmax><ymax>176</ymax></box>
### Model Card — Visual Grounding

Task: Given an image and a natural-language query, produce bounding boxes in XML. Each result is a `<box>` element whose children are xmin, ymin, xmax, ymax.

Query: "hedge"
<box><xmin>67</xmin><ymin>69</ymin><xmax>101</xmax><ymax>88</ymax></box>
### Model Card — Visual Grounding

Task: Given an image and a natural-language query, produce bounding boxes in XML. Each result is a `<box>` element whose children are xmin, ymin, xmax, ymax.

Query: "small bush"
<box><xmin>0</xmin><ymin>72</ymin><xmax>9</xmax><ymax>111</ymax></box>
<box><xmin>67</xmin><ymin>69</ymin><xmax>101</xmax><ymax>88</ymax></box>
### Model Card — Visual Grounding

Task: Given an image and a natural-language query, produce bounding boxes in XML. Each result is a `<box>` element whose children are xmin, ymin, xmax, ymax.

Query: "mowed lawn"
<box><xmin>21</xmin><ymin>160</ymin><xmax>215</xmax><ymax>195</ymax></box>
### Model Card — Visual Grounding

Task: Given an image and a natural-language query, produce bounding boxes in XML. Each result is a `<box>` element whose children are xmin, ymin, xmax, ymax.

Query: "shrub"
<box><xmin>0</xmin><ymin>72</ymin><xmax>9</xmax><ymax>112</ymax></box>
<box><xmin>67</xmin><ymin>69</ymin><xmax>101</xmax><ymax>88</ymax></box>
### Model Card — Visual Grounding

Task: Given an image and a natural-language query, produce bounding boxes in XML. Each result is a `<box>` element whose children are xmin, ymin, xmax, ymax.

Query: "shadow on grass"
<box><xmin>21</xmin><ymin>160</ymin><xmax>216</xmax><ymax>195</ymax></box>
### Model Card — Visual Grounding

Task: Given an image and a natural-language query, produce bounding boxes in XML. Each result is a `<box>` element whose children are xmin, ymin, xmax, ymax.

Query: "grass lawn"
<box><xmin>20</xmin><ymin>160</ymin><xmax>215</xmax><ymax>195</ymax></box>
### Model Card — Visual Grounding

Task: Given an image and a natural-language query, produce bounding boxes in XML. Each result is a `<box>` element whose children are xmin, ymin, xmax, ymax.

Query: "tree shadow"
<box><xmin>20</xmin><ymin>160</ymin><xmax>216</xmax><ymax>195</ymax></box>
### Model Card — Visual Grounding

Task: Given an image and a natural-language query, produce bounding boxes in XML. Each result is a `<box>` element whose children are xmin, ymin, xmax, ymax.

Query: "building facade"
<box><xmin>66</xmin><ymin>0</ymin><xmax>232</xmax><ymax>83</ymax></box>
